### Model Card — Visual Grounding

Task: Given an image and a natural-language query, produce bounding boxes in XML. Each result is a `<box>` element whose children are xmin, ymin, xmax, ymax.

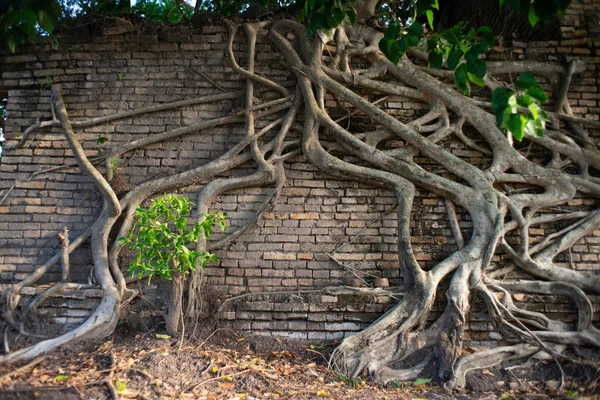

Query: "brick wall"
<box><xmin>1</xmin><ymin>3</ymin><xmax>599</xmax><ymax>343</ymax></box>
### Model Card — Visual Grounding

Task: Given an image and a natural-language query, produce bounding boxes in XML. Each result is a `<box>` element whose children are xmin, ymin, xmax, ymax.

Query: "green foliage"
<box><xmin>132</xmin><ymin>0</ymin><xmax>193</xmax><ymax>24</ymax></box>
<box><xmin>110</xmin><ymin>158</ymin><xmax>121</xmax><ymax>172</ymax></box>
<box><xmin>388</xmin><ymin>380</ymin><xmax>407</xmax><ymax>388</ymax></box>
<box><xmin>96</xmin><ymin>135</ymin><xmax>109</xmax><ymax>156</ymax></box>
<box><xmin>379</xmin><ymin>21</ymin><xmax>424</xmax><ymax>64</ymax></box>
<box><xmin>334</xmin><ymin>372</ymin><xmax>362</xmax><ymax>387</ymax></box>
<box><xmin>380</xmin><ymin>19</ymin><xmax>495</xmax><ymax>96</ymax></box>
<box><xmin>119</xmin><ymin>194</ymin><xmax>226</xmax><ymax>281</ymax></box>
<box><xmin>295</xmin><ymin>0</ymin><xmax>356</xmax><ymax>37</ymax></box>
<box><xmin>499</xmin><ymin>0</ymin><xmax>574</xmax><ymax>26</ymax></box>
<box><xmin>0</xmin><ymin>0</ymin><xmax>577</xmax><ymax>146</ymax></box>
<box><xmin>377</xmin><ymin>0</ymin><xmax>439</xmax><ymax>28</ymax></box>
<box><xmin>373</xmin><ymin>0</ymin><xmax>562</xmax><ymax>139</ymax></box>
<box><xmin>565</xmin><ymin>388</ymin><xmax>584</xmax><ymax>398</ymax></box>
<box><xmin>0</xmin><ymin>0</ymin><xmax>61</xmax><ymax>53</ymax></box>
<box><xmin>388</xmin><ymin>377</ymin><xmax>433</xmax><ymax>388</ymax></box>
<box><xmin>38</xmin><ymin>77</ymin><xmax>53</xmax><ymax>91</ymax></box>
<box><xmin>428</xmin><ymin>24</ymin><xmax>496</xmax><ymax>95</ymax></box>
<box><xmin>1</xmin><ymin>0</ymin><xmax>578</xmax><ymax>54</ymax></box>
<box><xmin>114</xmin><ymin>381</ymin><xmax>127</xmax><ymax>393</ymax></box>
<box><xmin>413</xmin><ymin>377</ymin><xmax>433</xmax><ymax>386</ymax></box>
<box><xmin>492</xmin><ymin>73</ymin><xmax>549</xmax><ymax>141</ymax></box>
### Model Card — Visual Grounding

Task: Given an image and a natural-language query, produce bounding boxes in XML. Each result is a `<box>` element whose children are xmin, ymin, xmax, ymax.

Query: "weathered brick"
<box><xmin>263</xmin><ymin>252</ymin><xmax>296</xmax><ymax>260</ymax></box>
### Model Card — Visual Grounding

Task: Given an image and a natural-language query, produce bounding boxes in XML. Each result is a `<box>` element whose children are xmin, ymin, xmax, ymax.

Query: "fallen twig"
<box><xmin>104</xmin><ymin>379</ymin><xmax>118</xmax><ymax>400</ymax></box>
<box><xmin>0</xmin><ymin>356</ymin><xmax>45</xmax><ymax>382</ymax></box>
<box><xmin>190</xmin><ymin>369</ymin><xmax>251</xmax><ymax>391</ymax></box>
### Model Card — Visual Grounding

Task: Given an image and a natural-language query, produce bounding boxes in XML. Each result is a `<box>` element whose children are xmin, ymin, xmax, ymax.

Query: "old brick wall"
<box><xmin>1</xmin><ymin>3</ymin><xmax>599</xmax><ymax>341</ymax></box>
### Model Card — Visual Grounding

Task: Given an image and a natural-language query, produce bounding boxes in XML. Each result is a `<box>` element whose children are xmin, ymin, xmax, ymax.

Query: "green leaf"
<box><xmin>380</xmin><ymin>37</ymin><xmax>406</xmax><ymax>64</ymax></box>
<box><xmin>507</xmin><ymin>114</ymin><xmax>526</xmax><ymax>141</ymax></box>
<box><xmin>346</xmin><ymin>9</ymin><xmax>356</xmax><ymax>25</ymax></box>
<box><xmin>496</xmin><ymin>107</ymin><xmax>508</xmax><ymax>130</ymax></box>
<box><xmin>477</xmin><ymin>26</ymin><xmax>492</xmax><ymax>35</ymax></box>
<box><xmin>379</xmin><ymin>38</ymin><xmax>391</xmax><ymax>57</ymax></box>
<box><xmin>526</xmin><ymin>86</ymin><xmax>548</xmax><ymax>103</ymax></box>
<box><xmin>426</xmin><ymin>9</ymin><xmax>434</xmax><ymax>30</ymax></box>
<box><xmin>454</xmin><ymin>63</ymin><xmax>470</xmax><ymax>96</ymax></box>
<box><xmin>414</xmin><ymin>377</ymin><xmax>432</xmax><ymax>386</ymax></box>
<box><xmin>7</xmin><ymin>38</ymin><xmax>16</xmax><ymax>54</ymax></box>
<box><xmin>115</xmin><ymin>381</ymin><xmax>127</xmax><ymax>393</ymax></box>
<box><xmin>492</xmin><ymin>88</ymin><xmax>510</xmax><ymax>114</ymax></box>
<box><xmin>156</xmin><ymin>333</ymin><xmax>171</xmax><ymax>339</ymax></box>
<box><xmin>175</xmin><ymin>217</ymin><xmax>187</xmax><ymax>232</ymax></box>
<box><xmin>508</xmin><ymin>93</ymin><xmax>518</xmax><ymax>112</ymax></box>
<box><xmin>528</xmin><ymin>5</ymin><xmax>541</xmax><ymax>26</ymax></box>
<box><xmin>394</xmin><ymin>38</ymin><xmax>409</xmax><ymax>63</ymax></box>
<box><xmin>37</xmin><ymin>11</ymin><xmax>55</xmax><ymax>33</ymax></box>
<box><xmin>441</xmin><ymin>30</ymin><xmax>458</xmax><ymax>45</ymax></box>
<box><xmin>472</xmin><ymin>42</ymin><xmax>489</xmax><ymax>55</ymax></box>
<box><xmin>446</xmin><ymin>49</ymin><xmax>462</xmax><ymax>70</ymax></box>
<box><xmin>55</xmin><ymin>375</ymin><xmax>70</xmax><ymax>382</ymax></box>
<box><xmin>518</xmin><ymin>93</ymin><xmax>533</xmax><ymax>107</ymax></box>
<box><xmin>407</xmin><ymin>22</ymin><xmax>424</xmax><ymax>37</ymax></box>
<box><xmin>405</xmin><ymin>34</ymin><xmax>419</xmax><ymax>47</ymax></box>
<box><xmin>525</xmin><ymin>118</ymin><xmax>545</xmax><ymax>137</ymax></box>
<box><xmin>467</xmin><ymin>58</ymin><xmax>487</xmax><ymax>79</ymax></box>
<box><xmin>515</xmin><ymin>72</ymin><xmax>537</xmax><ymax>90</ymax></box>
<box><xmin>528</xmin><ymin>103</ymin><xmax>539</xmax><ymax>119</ymax></box>
<box><xmin>332</xmin><ymin>7</ymin><xmax>345</xmax><ymax>25</ymax></box>
<box><xmin>385</xmin><ymin>23</ymin><xmax>401</xmax><ymax>40</ymax></box>
<box><xmin>428</xmin><ymin>50</ymin><xmax>443</xmax><ymax>69</ymax></box>
<box><xmin>426</xmin><ymin>39</ymin><xmax>438</xmax><ymax>52</ymax></box>
<box><xmin>477</xmin><ymin>26</ymin><xmax>496</xmax><ymax>47</ymax></box>
<box><xmin>454</xmin><ymin>63</ymin><xmax>468</xmax><ymax>83</ymax></box>
<box><xmin>12</xmin><ymin>9</ymin><xmax>38</xmax><ymax>39</ymax></box>
<box><xmin>468</xmin><ymin>72</ymin><xmax>485</xmax><ymax>87</ymax></box>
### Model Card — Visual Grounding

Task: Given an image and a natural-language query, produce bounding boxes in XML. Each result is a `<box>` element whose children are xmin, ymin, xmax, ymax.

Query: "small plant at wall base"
<box><xmin>119</xmin><ymin>194</ymin><xmax>226</xmax><ymax>335</ymax></box>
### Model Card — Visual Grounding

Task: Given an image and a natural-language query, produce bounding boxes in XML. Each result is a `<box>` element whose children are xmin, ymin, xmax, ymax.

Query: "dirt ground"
<box><xmin>0</xmin><ymin>314</ymin><xmax>599</xmax><ymax>400</ymax></box>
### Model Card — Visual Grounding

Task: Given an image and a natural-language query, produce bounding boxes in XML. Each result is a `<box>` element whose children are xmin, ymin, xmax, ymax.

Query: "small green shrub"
<box><xmin>119</xmin><ymin>194</ymin><xmax>226</xmax><ymax>281</ymax></box>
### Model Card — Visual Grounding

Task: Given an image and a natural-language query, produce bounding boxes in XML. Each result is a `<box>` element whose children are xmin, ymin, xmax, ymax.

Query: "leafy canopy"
<box><xmin>0</xmin><ymin>0</ymin><xmax>61</xmax><ymax>53</ymax></box>
<box><xmin>0</xmin><ymin>0</ymin><xmax>576</xmax><ymax>142</ymax></box>
<box><xmin>119</xmin><ymin>194</ymin><xmax>226</xmax><ymax>281</ymax></box>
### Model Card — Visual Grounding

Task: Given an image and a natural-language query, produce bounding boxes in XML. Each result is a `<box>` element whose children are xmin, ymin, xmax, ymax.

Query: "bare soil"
<box><xmin>1</xmin><ymin>311</ymin><xmax>599</xmax><ymax>399</ymax></box>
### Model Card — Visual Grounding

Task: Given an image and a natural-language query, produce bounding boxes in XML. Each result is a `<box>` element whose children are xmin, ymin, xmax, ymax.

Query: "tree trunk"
<box><xmin>166</xmin><ymin>270</ymin><xmax>184</xmax><ymax>336</ymax></box>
